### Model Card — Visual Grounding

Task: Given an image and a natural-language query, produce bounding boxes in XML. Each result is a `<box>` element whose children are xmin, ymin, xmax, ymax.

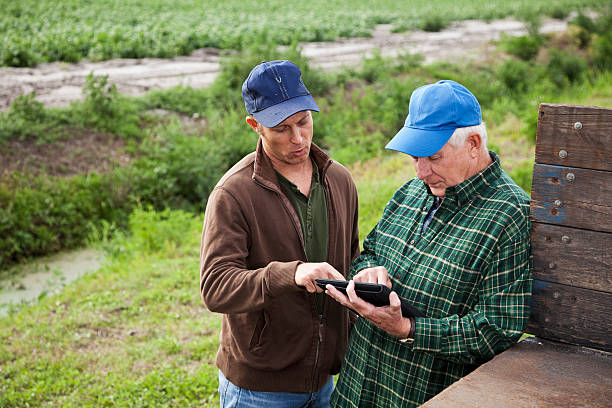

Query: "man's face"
<box><xmin>255</xmin><ymin>111</ymin><xmax>313</xmax><ymax>167</ymax></box>
<box><xmin>411</xmin><ymin>138</ymin><xmax>474</xmax><ymax>197</ymax></box>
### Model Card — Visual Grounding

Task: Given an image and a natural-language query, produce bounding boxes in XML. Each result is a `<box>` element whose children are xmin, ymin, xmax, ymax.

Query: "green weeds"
<box><xmin>499</xmin><ymin>34</ymin><xmax>543</xmax><ymax>61</ymax></box>
<box><xmin>1</xmin><ymin>8</ymin><xmax>612</xmax><ymax>272</ymax></box>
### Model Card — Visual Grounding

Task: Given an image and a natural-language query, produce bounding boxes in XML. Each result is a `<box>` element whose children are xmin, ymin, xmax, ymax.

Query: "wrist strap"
<box><xmin>399</xmin><ymin>317</ymin><xmax>416</xmax><ymax>343</ymax></box>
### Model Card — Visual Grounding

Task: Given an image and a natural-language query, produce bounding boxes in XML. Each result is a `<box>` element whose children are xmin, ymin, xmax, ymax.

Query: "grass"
<box><xmin>0</xmin><ymin>209</ymin><xmax>222</xmax><ymax>407</ymax></box>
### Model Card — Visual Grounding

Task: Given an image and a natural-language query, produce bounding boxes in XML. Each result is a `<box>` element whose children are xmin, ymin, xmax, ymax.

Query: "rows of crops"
<box><xmin>0</xmin><ymin>0</ymin><xmax>603</xmax><ymax>67</ymax></box>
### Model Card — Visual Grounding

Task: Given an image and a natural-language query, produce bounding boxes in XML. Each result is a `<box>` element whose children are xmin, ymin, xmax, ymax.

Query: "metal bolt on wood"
<box><xmin>548</xmin><ymin>262</ymin><xmax>556</xmax><ymax>269</ymax></box>
<box><xmin>554</xmin><ymin>200</ymin><xmax>562</xmax><ymax>207</ymax></box>
<box><xmin>573</xmin><ymin>122</ymin><xmax>583</xmax><ymax>130</ymax></box>
<box><xmin>558</xmin><ymin>149</ymin><xmax>568</xmax><ymax>159</ymax></box>
<box><xmin>553</xmin><ymin>291</ymin><xmax>561</xmax><ymax>299</ymax></box>
<box><xmin>562</xmin><ymin>235</ymin><xmax>571</xmax><ymax>244</ymax></box>
<box><xmin>566</xmin><ymin>173</ymin><xmax>575</xmax><ymax>181</ymax></box>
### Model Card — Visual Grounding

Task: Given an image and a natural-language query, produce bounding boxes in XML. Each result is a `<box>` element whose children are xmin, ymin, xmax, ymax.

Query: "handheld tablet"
<box><xmin>315</xmin><ymin>278</ymin><xmax>425</xmax><ymax>318</ymax></box>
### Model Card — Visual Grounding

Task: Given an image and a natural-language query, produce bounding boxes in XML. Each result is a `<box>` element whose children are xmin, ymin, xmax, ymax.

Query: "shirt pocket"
<box><xmin>416</xmin><ymin>258</ymin><xmax>482</xmax><ymax>317</ymax></box>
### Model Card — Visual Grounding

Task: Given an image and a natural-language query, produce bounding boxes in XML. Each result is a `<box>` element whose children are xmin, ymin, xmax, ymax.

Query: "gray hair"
<box><xmin>447</xmin><ymin>122</ymin><xmax>488</xmax><ymax>150</ymax></box>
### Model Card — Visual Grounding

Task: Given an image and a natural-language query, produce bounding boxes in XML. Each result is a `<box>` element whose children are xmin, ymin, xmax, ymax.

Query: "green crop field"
<box><xmin>0</xmin><ymin>0</ymin><xmax>603</xmax><ymax>66</ymax></box>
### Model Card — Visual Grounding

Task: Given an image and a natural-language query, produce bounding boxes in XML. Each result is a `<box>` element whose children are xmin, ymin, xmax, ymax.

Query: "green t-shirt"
<box><xmin>276</xmin><ymin>159</ymin><xmax>329</xmax><ymax>313</ymax></box>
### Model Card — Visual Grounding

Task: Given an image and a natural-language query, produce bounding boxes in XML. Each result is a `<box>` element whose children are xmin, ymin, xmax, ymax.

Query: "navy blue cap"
<box><xmin>242</xmin><ymin>60</ymin><xmax>319</xmax><ymax>128</ymax></box>
<box><xmin>386</xmin><ymin>80</ymin><xmax>482</xmax><ymax>157</ymax></box>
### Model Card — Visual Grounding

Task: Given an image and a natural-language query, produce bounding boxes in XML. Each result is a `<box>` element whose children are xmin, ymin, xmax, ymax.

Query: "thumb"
<box><xmin>389</xmin><ymin>291</ymin><xmax>402</xmax><ymax>313</ymax></box>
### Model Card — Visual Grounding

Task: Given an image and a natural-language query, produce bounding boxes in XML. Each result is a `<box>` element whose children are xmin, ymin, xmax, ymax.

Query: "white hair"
<box><xmin>447</xmin><ymin>122</ymin><xmax>488</xmax><ymax>150</ymax></box>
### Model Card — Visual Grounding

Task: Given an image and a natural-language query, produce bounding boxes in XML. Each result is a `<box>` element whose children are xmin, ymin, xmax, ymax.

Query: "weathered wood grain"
<box><xmin>527</xmin><ymin>280</ymin><xmax>612</xmax><ymax>352</ymax></box>
<box><xmin>531</xmin><ymin>164</ymin><xmax>612</xmax><ymax>233</ymax></box>
<box><xmin>532</xmin><ymin>222</ymin><xmax>612</xmax><ymax>293</ymax></box>
<box><xmin>423</xmin><ymin>338</ymin><xmax>612</xmax><ymax>408</ymax></box>
<box><xmin>535</xmin><ymin>103</ymin><xmax>612</xmax><ymax>172</ymax></box>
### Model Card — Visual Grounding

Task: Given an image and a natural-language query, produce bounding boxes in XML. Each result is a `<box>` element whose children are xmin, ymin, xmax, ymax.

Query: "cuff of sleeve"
<box><xmin>350</xmin><ymin>260</ymin><xmax>378</xmax><ymax>278</ymax></box>
<box><xmin>413</xmin><ymin>317</ymin><xmax>445</xmax><ymax>353</ymax></box>
<box><xmin>266</xmin><ymin>260</ymin><xmax>302</xmax><ymax>295</ymax></box>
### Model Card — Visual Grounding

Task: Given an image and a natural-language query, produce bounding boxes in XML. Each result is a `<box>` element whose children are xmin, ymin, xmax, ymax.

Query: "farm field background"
<box><xmin>1</xmin><ymin>1</ymin><xmax>612</xmax><ymax>406</ymax></box>
<box><xmin>0</xmin><ymin>0</ymin><xmax>604</xmax><ymax>67</ymax></box>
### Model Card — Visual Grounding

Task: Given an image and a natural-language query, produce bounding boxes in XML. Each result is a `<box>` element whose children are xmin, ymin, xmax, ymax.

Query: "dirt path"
<box><xmin>0</xmin><ymin>17</ymin><xmax>568</xmax><ymax>110</ymax></box>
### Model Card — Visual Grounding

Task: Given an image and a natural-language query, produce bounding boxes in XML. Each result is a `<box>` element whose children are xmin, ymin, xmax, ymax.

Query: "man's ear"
<box><xmin>246</xmin><ymin>116</ymin><xmax>259</xmax><ymax>132</ymax></box>
<box><xmin>466</xmin><ymin>132</ymin><xmax>482</xmax><ymax>158</ymax></box>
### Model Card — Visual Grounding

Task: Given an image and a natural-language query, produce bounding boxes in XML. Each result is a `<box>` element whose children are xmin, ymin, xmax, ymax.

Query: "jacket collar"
<box><xmin>252</xmin><ymin>138</ymin><xmax>333</xmax><ymax>190</ymax></box>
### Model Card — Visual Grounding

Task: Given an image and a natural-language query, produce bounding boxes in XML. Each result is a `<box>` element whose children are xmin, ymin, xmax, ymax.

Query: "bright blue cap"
<box><xmin>386</xmin><ymin>80</ymin><xmax>482</xmax><ymax>157</ymax></box>
<box><xmin>242</xmin><ymin>60</ymin><xmax>319</xmax><ymax>128</ymax></box>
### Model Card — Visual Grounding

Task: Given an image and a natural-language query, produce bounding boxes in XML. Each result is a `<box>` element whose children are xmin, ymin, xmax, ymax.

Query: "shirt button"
<box><xmin>423</xmin><ymin>206</ymin><xmax>427</xmax><ymax>210</ymax></box>
<box><xmin>410</xmin><ymin>239</ymin><xmax>415</xmax><ymax>245</ymax></box>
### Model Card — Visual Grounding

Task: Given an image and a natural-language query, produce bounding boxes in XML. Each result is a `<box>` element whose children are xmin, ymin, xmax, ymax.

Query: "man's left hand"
<box><xmin>325</xmin><ymin>280</ymin><xmax>412</xmax><ymax>338</ymax></box>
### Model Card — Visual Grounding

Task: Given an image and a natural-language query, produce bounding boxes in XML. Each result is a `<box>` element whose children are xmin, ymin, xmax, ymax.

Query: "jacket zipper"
<box><xmin>310</xmin><ymin>300</ymin><xmax>326</xmax><ymax>392</ymax></box>
<box><xmin>309</xmin><ymin>166</ymin><xmax>333</xmax><ymax>392</ymax></box>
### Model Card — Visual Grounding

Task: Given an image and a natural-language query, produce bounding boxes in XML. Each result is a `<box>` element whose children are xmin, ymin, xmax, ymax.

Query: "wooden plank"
<box><xmin>527</xmin><ymin>280</ymin><xmax>612</xmax><ymax>352</ymax></box>
<box><xmin>532</xmin><ymin>222</ymin><xmax>612</xmax><ymax>293</ymax></box>
<box><xmin>422</xmin><ymin>338</ymin><xmax>612</xmax><ymax>408</ymax></box>
<box><xmin>535</xmin><ymin>103</ymin><xmax>612</xmax><ymax>172</ymax></box>
<box><xmin>531</xmin><ymin>164</ymin><xmax>612</xmax><ymax>233</ymax></box>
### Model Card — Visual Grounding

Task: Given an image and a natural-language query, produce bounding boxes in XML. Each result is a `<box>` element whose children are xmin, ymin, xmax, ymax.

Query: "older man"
<box><xmin>200</xmin><ymin>60</ymin><xmax>359</xmax><ymax>407</ymax></box>
<box><xmin>326</xmin><ymin>80</ymin><xmax>532</xmax><ymax>407</ymax></box>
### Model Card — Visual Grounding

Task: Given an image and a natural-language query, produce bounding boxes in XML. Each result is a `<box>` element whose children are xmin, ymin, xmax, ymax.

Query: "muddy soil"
<box><xmin>0</xmin><ymin>131</ymin><xmax>131</xmax><ymax>177</ymax></box>
<box><xmin>0</xmin><ymin>17</ymin><xmax>569</xmax><ymax>110</ymax></box>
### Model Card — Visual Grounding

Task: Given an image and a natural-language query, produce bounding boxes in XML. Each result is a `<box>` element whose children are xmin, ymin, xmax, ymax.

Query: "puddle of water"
<box><xmin>0</xmin><ymin>248</ymin><xmax>104</xmax><ymax>318</ymax></box>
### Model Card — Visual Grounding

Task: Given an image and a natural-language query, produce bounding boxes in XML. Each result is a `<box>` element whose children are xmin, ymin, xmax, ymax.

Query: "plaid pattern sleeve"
<box><xmin>332</xmin><ymin>152</ymin><xmax>533</xmax><ymax>408</ymax></box>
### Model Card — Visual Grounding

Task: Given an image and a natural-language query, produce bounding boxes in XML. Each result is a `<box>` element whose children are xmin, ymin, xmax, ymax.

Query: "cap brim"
<box><xmin>253</xmin><ymin>94</ymin><xmax>320</xmax><ymax>128</ymax></box>
<box><xmin>385</xmin><ymin>126</ymin><xmax>454</xmax><ymax>157</ymax></box>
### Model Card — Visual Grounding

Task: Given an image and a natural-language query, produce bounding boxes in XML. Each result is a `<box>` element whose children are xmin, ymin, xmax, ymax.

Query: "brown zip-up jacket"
<box><xmin>200</xmin><ymin>139</ymin><xmax>359</xmax><ymax>393</ymax></box>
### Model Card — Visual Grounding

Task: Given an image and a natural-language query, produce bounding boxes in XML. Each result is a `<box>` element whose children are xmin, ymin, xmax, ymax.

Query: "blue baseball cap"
<box><xmin>386</xmin><ymin>80</ymin><xmax>482</xmax><ymax>157</ymax></box>
<box><xmin>242</xmin><ymin>60</ymin><xmax>319</xmax><ymax>128</ymax></box>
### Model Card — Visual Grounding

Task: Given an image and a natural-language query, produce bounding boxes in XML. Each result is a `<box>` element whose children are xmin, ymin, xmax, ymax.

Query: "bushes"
<box><xmin>500</xmin><ymin>34</ymin><xmax>542</xmax><ymax>61</ymax></box>
<box><xmin>0</xmin><ymin>105</ymin><xmax>256</xmax><ymax>268</ymax></box>
<box><xmin>130</xmin><ymin>119</ymin><xmax>247</xmax><ymax>212</ymax></box>
<box><xmin>76</xmin><ymin>73</ymin><xmax>143</xmax><ymax>139</ymax></box>
<box><xmin>420</xmin><ymin>16</ymin><xmax>448</xmax><ymax>32</ymax></box>
<box><xmin>497</xmin><ymin>59</ymin><xmax>533</xmax><ymax>93</ymax></box>
<box><xmin>0</xmin><ymin>172</ymin><xmax>132</xmax><ymax>269</ymax></box>
<box><xmin>547</xmin><ymin>49</ymin><xmax>588</xmax><ymax>86</ymax></box>
<box><xmin>0</xmin><ymin>127</ymin><xmax>228</xmax><ymax>268</ymax></box>
<box><xmin>568</xmin><ymin>12</ymin><xmax>612</xmax><ymax>71</ymax></box>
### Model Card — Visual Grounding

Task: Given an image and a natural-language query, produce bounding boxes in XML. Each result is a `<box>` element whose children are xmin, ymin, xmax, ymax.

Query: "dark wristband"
<box><xmin>408</xmin><ymin>317</ymin><xmax>416</xmax><ymax>338</ymax></box>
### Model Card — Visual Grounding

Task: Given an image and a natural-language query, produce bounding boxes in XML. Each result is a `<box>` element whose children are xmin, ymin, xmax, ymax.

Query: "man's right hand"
<box><xmin>295</xmin><ymin>262</ymin><xmax>345</xmax><ymax>293</ymax></box>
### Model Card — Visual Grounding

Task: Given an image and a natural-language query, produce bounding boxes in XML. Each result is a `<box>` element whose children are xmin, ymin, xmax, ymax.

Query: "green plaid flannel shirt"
<box><xmin>331</xmin><ymin>152</ymin><xmax>532</xmax><ymax>408</ymax></box>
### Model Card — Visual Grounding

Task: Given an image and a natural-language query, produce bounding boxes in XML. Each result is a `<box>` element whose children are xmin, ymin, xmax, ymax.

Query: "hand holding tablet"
<box><xmin>315</xmin><ymin>278</ymin><xmax>425</xmax><ymax>318</ymax></box>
